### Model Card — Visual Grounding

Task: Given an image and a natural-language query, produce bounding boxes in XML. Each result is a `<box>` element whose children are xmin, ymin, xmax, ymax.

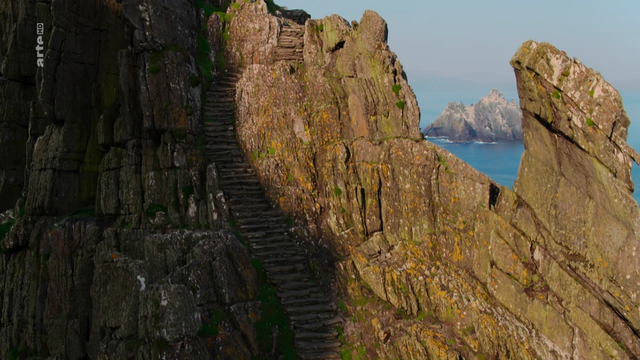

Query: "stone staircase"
<box><xmin>202</xmin><ymin>71</ymin><xmax>342</xmax><ymax>359</ymax></box>
<box><xmin>275</xmin><ymin>24</ymin><xmax>305</xmax><ymax>61</ymax></box>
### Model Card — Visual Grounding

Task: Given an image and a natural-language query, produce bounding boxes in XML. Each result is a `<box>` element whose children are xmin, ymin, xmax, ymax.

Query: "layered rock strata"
<box><xmin>230</xmin><ymin>2</ymin><xmax>640</xmax><ymax>357</ymax></box>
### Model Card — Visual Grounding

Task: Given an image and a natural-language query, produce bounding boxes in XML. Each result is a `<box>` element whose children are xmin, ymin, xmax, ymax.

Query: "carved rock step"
<box><xmin>298</xmin><ymin>351</ymin><xmax>341</xmax><ymax>360</ymax></box>
<box><xmin>277</xmin><ymin>287</ymin><xmax>322</xmax><ymax>299</ymax></box>
<box><xmin>233</xmin><ymin>210</ymin><xmax>282</xmax><ymax>220</ymax></box>
<box><xmin>220</xmin><ymin>172</ymin><xmax>256</xmax><ymax>179</ymax></box>
<box><xmin>238</xmin><ymin>219</ymin><xmax>287</xmax><ymax>228</ymax></box>
<box><xmin>203</xmin><ymin>127</ymin><xmax>235</xmax><ymax>133</ymax></box>
<box><xmin>295</xmin><ymin>341</ymin><xmax>342</xmax><ymax>351</ymax></box>
<box><xmin>264</xmin><ymin>263</ymin><xmax>306</xmax><ymax>274</ymax></box>
<box><xmin>223</xmin><ymin>189</ymin><xmax>264</xmax><ymax>196</ymax></box>
<box><xmin>262</xmin><ymin>254</ymin><xmax>305</xmax><ymax>265</ymax></box>
<box><xmin>220</xmin><ymin>169</ymin><xmax>255</xmax><ymax>176</ymax></box>
<box><xmin>289</xmin><ymin>312</ymin><xmax>335</xmax><ymax>323</ymax></box>
<box><xmin>276</xmin><ymin>280</ymin><xmax>316</xmax><ymax>290</ymax></box>
<box><xmin>253</xmin><ymin>248</ymin><xmax>302</xmax><ymax>258</ymax></box>
<box><xmin>238</xmin><ymin>223</ymin><xmax>286</xmax><ymax>232</ymax></box>
<box><xmin>285</xmin><ymin>303</ymin><xmax>335</xmax><ymax>315</ymax></box>
<box><xmin>251</xmin><ymin>242</ymin><xmax>294</xmax><ymax>253</ymax></box>
<box><xmin>230</xmin><ymin>202</ymin><xmax>270</xmax><ymax>210</ymax></box>
<box><xmin>293</xmin><ymin>317</ymin><xmax>343</xmax><ymax>331</ymax></box>
<box><xmin>269</xmin><ymin>272</ymin><xmax>309</xmax><ymax>282</ymax></box>
<box><xmin>281</xmin><ymin>295</ymin><xmax>330</xmax><ymax>307</ymax></box>
<box><xmin>295</xmin><ymin>331</ymin><xmax>339</xmax><ymax>340</ymax></box>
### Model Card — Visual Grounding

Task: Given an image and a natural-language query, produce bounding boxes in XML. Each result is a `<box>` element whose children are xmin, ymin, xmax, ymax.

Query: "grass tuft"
<box><xmin>392</xmin><ymin>84</ymin><xmax>402</xmax><ymax>96</ymax></box>
<box><xmin>333</xmin><ymin>186</ymin><xmax>342</xmax><ymax>196</ymax></box>
<box><xmin>396</xmin><ymin>100</ymin><xmax>406</xmax><ymax>109</ymax></box>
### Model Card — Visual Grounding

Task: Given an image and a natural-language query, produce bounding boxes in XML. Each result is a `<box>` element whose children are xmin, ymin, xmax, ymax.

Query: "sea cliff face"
<box><xmin>231</xmin><ymin>3</ymin><xmax>640</xmax><ymax>358</ymax></box>
<box><xmin>1</xmin><ymin>0</ymin><xmax>639</xmax><ymax>359</ymax></box>
<box><xmin>423</xmin><ymin>88</ymin><xmax>523</xmax><ymax>142</ymax></box>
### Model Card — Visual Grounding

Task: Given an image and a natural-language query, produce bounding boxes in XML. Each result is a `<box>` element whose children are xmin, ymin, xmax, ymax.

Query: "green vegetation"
<box><xmin>172</xmin><ymin>128</ymin><xmax>187</xmax><ymax>140</ymax></box>
<box><xmin>184</xmin><ymin>105</ymin><xmax>194</xmax><ymax>116</ymax></box>
<box><xmin>0</xmin><ymin>218</ymin><xmax>15</xmax><ymax>241</ymax></box>
<box><xmin>198</xmin><ymin>307</ymin><xmax>227</xmax><ymax>336</ymax></box>
<box><xmin>392</xmin><ymin>84</ymin><xmax>402</xmax><ymax>96</ymax></box>
<box><xmin>148</xmin><ymin>63</ymin><xmax>161</xmax><ymax>74</ymax></box>
<box><xmin>194</xmin><ymin>0</ymin><xmax>228</xmax><ymax>17</ymax></box>
<box><xmin>189</xmin><ymin>73</ymin><xmax>201</xmax><ymax>88</ymax></box>
<box><xmin>265</xmin><ymin>0</ymin><xmax>282</xmax><ymax>13</ymax></box>
<box><xmin>269</xmin><ymin>147</ymin><xmax>276</xmax><ymax>155</ymax></box>
<box><xmin>145</xmin><ymin>204</ymin><xmax>168</xmax><ymax>218</ymax></box>
<box><xmin>395</xmin><ymin>100</ymin><xmax>406</xmax><ymax>110</ymax></box>
<box><xmin>589</xmin><ymin>90</ymin><xmax>595</xmax><ymax>98</ymax></box>
<box><xmin>196</xmin><ymin>31</ymin><xmax>214</xmax><ymax>86</ymax></box>
<box><xmin>446</xmin><ymin>338</ymin><xmax>456</xmax><ymax>345</ymax></box>
<box><xmin>337</xmin><ymin>300</ymin><xmax>348</xmax><ymax>312</ymax></box>
<box><xmin>251</xmin><ymin>259</ymin><xmax>297</xmax><ymax>359</ymax></box>
<box><xmin>182</xmin><ymin>185</ymin><xmax>195</xmax><ymax>197</ymax></box>
<box><xmin>333</xmin><ymin>186</ymin><xmax>342</xmax><ymax>196</ymax></box>
<box><xmin>287</xmin><ymin>174</ymin><xmax>294</xmax><ymax>183</ymax></box>
<box><xmin>285</xmin><ymin>216</ymin><xmax>293</xmax><ymax>228</ymax></box>
<box><xmin>232</xmin><ymin>2</ymin><xmax>240</xmax><ymax>9</ymax></box>
<box><xmin>586</xmin><ymin>117</ymin><xmax>595</xmax><ymax>127</ymax></box>
<box><xmin>552</xmin><ymin>90</ymin><xmax>561</xmax><ymax>99</ymax></box>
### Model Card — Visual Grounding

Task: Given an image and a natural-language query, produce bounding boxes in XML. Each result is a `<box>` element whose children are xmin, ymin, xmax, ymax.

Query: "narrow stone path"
<box><xmin>203</xmin><ymin>70</ymin><xmax>342</xmax><ymax>359</ymax></box>
<box><xmin>275</xmin><ymin>24</ymin><xmax>305</xmax><ymax>61</ymax></box>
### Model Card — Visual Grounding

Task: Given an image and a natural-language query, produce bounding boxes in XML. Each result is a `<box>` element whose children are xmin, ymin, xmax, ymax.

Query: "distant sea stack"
<box><xmin>423</xmin><ymin>88</ymin><xmax>523</xmax><ymax>142</ymax></box>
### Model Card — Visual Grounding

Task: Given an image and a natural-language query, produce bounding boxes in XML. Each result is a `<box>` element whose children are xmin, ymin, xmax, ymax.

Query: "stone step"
<box><xmin>239</xmin><ymin>226</ymin><xmax>288</xmax><ymax>237</ymax></box>
<box><xmin>262</xmin><ymin>254</ymin><xmax>305</xmax><ymax>266</ymax></box>
<box><xmin>237</xmin><ymin>217</ymin><xmax>287</xmax><ymax>227</ymax></box>
<box><xmin>277</xmin><ymin>287</ymin><xmax>322</xmax><ymax>299</ymax></box>
<box><xmin>231</xmin><ymin>203</ymin><xmax>271</xmax><ymax>211</ymax></box>
<box><xmin>295</xmin><ymin>331</ymin><xmax>338</xmax><ymax>340</ymax></box>
<box><xmin>281</xmin><ymin>295</ymin><xmax>330</xmax><ymax>307</ymax></box>
<box><xmin>268</xmin><ymin>272</ymin><xmax>309</xmax><ymax>283</ymax></box>
<box><xmin>222</xmin><ymin>178</ymin><xmax>260</xmax><ymax>186</ymax></box>
<box><xmin>253</xmin><ymin>248</ymin><xmax>302</xmax><ymax>258</ymax></box>
<box><xmin>220</xmin><ymin>169</ymin><xmax>254</xmax><ymax>176</ymax></box>
<box><xmin>276</xmin><ymin>282</ymin><xmax>319</xmax><ymax>292</ymax></box>
<box><xmin>285</xmin><ymin>303</ymin><xmax>334</xmax><ymax>315</ymax></box>
<box><xmin>223</xmin><ymin>189</ymin><xmax>264</xmax><ymax>196</ymax></box>
<box><xmin>293</xmin><ymin>317</ymin><xmax>342</xmax><ymax>331</ymax></box>
<box><xmin>298</xmin><ymin>351</ymin><xmax>341</xmax><ymax>359</ymax></box>
<box><xmin>221</xmin><ymin>172</ymin><xmax>255</xmax><ymax>179</ymax></box>
<box><xmin>264</xmin><ymin>262</ymin><xmax>306</xmax><ymax>274</ymax></box>
<box><xmin>251</xmin><ymin>241</ymin><xmax>293</xmax><ymax>250</ymax></box>
<box><xmin>205</xmin><ymin>144</ymin><xmax>240</xmax><ymax>150</ymax></box>
<box><xmin>289</xmin><ymin>311</ymin><xmax>334</xmax><ymax>323</ymax></box>
<box><xmin>232</xmin><ymin>210</ymin><xmax>282</xmax><ymax>219</ymax></box>
<box><xmin>247</xmin><ymin>235</ymin><xmax>290</xmax><ymax>245</ymax></box>
<box><xmin>239</xmin><ymin>223</ymin><xmax>287</xmax><ymax>232</ymax></box>
<box><xmin>295</xmin><ymin>341</ymin><xmax>342</xmax><ymax>351</ymax></box>
<box><xmin>203</xmin><ymin>124</ymin><xmax>234</xmax><ymax>130</ymax></box>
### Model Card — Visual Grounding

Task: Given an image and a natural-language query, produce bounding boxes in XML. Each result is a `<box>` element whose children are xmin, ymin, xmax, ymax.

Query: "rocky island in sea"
<box><xmin>423</xmin><ymin>88</ymin><xmax>523</xmax><ymax>142</ymax></box>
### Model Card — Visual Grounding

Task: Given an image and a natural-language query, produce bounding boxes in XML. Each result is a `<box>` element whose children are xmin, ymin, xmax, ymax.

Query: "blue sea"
<box><xmin>417</xmin><ymin>88</ymin><xmax>640</xmax><ymax>205</ymax></box>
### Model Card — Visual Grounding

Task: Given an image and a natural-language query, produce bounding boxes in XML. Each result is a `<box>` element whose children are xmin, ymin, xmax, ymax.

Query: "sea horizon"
<box><xmin>419</xmin><ymin>90</ymin><xmax>640</xmax><ymax>206</ymax></box>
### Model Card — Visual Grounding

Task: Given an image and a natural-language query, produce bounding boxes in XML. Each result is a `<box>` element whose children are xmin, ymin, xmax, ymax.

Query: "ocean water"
<box><xmin>420</xmin><ymin>90</ymin><xmax>640</xmax><ymax>205</ymax></box>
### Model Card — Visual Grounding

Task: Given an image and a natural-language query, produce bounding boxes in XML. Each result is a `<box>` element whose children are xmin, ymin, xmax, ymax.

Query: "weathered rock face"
<box><xmin>230</xmin><ymin>2</ymin><xmax>640</xmax><ymax>357</ymax></box>
<box><xmin>0</xmin><ymin>0</ymin><xmax>261</xmax><ymax>358</ymax></box>
<box><xmin>423</xmin><ymin>88</ymin><xmax>523</xmax><ymax>142</ymax></box>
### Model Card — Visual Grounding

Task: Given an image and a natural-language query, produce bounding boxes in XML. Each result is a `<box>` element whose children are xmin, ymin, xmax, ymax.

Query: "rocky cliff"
<box><xmin>0</xmin><ymin>0</ymin><xmax>265</xmax><ymax>359</ymax></box>
<box><xmin>2</xmin><ymin>0</ymin><xmax>640</xmax><ymax>359</ymax></box>
<box><xmin>423</xmin><ymin>88</ymin><xmax>523</xmax><ymax>142</ymax></box>
<box><xmin>229</xmin><ymin>3</ymin><xmax>640</xmax><ymax>358</ymax></box>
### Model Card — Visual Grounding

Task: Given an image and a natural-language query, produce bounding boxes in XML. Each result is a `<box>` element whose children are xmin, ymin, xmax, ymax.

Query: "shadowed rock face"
<box><xmin>0</xmin><ymin>0</ymin><xmax>261</xmax><ymax>358</ymax></box>
<box><xmin>2</xmin><ymin>0</ymin><xmax>640</xmax><ymax>358</ymax></box>
<box><xmin>230</xmin><ymin>2</ymin><xmax>640</xmax><ymax>357</ymax></box>
<box><xmin>423</xmin><ymin>88</ymin><xmax>523</xmax><ymax>142</ymax></box>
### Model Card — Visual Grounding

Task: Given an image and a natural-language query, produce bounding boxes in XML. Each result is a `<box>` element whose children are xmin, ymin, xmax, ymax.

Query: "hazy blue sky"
<box><xmin>283</xmin><ymin>0</ymin><xmax>640</xmax><ymax>91</ymax></box>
